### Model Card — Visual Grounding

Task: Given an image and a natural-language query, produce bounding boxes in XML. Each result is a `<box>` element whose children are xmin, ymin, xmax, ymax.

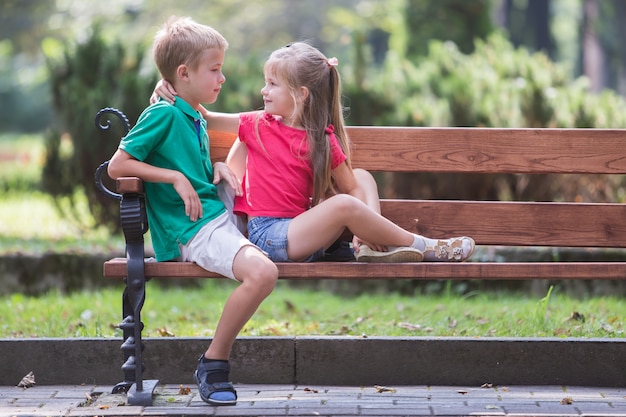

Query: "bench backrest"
<box><xmin>206</xmin><ymin>127</ymin><xmax>626</xmax><ymax>249</ymax></box>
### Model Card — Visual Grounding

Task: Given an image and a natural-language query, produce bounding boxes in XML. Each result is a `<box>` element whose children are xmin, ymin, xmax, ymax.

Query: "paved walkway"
<box><xmin>1</xmin><ymin>383</ymin><xmax>625</xmax><ymax>416</ymax></box>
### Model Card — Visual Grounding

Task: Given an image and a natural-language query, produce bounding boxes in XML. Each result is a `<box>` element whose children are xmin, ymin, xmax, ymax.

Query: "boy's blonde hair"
<box><xmin>153</xmin><ymin>16</ymin><xmax>228</xmax><ymax>82</ymax></box>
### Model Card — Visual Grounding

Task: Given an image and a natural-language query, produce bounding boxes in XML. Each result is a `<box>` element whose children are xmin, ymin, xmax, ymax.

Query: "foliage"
<box><xmin>42</xmin><ymin>23</ymin><xmax>158</xmax><ymax>231</ymax></box>
<box><xmin>403</xmin><ymin>0</ymin><xmax>494</xmax><ymax>58</ymax></box>
<box><xmin>0</xmin><ymin>134</ymin><xmax>42</xmax><ymax>193</ymax></box>
<box><xmin>1</xmin><ymin>282</ymin><xmax>623</xmax><ymax>338</ymax></box>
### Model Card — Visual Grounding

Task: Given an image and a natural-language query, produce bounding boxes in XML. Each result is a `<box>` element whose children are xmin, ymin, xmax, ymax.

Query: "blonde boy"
<box><xmin>108</xmin><ymin>16</ymin><xmax>278</xmax><ymax>406</ymax></box>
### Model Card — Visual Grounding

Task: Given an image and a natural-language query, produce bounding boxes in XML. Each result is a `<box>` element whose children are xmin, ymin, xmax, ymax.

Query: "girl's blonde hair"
<box><xmin>263</xmin><ymin>42</ymin><xmax>352</xmax><ymax>206</ymax></box>
<box><xmin>153</xmin><ymin>16</ymin><xmax>228</xmax><ymax>82</ymax></box>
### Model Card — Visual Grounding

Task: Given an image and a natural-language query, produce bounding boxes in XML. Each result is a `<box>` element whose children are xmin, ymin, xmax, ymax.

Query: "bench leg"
<box><xmin>112</xmin><ymin>193</ymin><xmax>158</xmax><ymax>405</ymax></box>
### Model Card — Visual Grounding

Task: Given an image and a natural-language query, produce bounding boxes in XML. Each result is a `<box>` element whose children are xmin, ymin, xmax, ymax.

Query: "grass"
<box><xmin>0</xmin><ymin>132</ymin><xmax>624</xmax><ymax>339</ymax></box>
<box><xmin>0</xmin><ymin>281</ymin><xmax>623</xmax><ymax>338</ymax></box>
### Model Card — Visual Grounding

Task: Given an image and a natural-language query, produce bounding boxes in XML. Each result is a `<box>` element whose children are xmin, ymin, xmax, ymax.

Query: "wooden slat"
<box><xmin>380</xmin><ymin>200</ymin><xmax>626</xmax><ymax>248</ymax></box>
<box><xmin>104</xmin><ymin>195</ymin><xmax>626</xmax><ymax>248</ymax></box>
<box><xmin>208</xmin><ymin>127</ymin><xmax>626</xmax><ymax>174</ymax></box>
<box><xmin>116</xmin><ymin>177</ymin><xmax>143</xmax><ymax>194</ymax></box>
<box><xmin>103</xmin><ymin>257</ymin><xmax>626</xmax><ymax>280</ymax></box>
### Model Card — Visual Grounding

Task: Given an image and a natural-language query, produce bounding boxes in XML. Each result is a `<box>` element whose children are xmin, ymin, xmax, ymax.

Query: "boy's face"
<box><xmin>187</xmin><ymin>48</ymin><xmax>226</xmax><ymax>106</ymax></box>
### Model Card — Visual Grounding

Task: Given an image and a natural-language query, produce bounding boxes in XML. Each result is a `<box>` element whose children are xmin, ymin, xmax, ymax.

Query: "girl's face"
<box><xmin>261</xmin><ymin>72</ymin><xmax>299</xmax><ymax>127</ymax></box>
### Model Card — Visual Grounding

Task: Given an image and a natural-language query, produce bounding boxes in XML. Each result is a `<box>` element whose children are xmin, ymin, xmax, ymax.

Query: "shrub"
<box><xmin>42</xmin><ymin>23</ymin><xmax>157</xmax><ymax>231</ymax></box>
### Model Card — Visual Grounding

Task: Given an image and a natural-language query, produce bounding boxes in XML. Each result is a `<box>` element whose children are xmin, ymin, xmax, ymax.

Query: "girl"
<box><xmin>230</xmin><ymin>42</ymin><xmax>474</xmax><ymax>263</ymax></box>
<box><xmin>155</xmin><ymin>42</ymin><xmax>475</xmax><ymax>262</ymax></box>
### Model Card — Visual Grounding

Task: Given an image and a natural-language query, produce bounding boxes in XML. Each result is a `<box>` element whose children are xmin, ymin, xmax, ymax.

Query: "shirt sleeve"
<box><xmin>326</xmin><ymin>125</ymin><xmax>347</xmax><ymax>169</ymax></box>
<box><xmin>238</xmin><ymin>111</ymin><xmax>264</xmax><ymax>145</ymax></box>
<box><xmin>119</xmin><ymin>104</ymin><xmax>172</xmax><ymax>161</ymax></box>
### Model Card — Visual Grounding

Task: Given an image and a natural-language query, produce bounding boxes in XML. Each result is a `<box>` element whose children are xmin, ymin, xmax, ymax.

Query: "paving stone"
<box><xmin>1</xmin><ymin>384</ymin><xmax>625</xmax><ymax>416</ymax></box>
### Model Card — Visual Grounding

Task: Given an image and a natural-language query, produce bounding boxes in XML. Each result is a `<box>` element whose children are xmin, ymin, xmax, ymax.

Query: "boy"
<box><xmin>107</xmin><ymin>16</ymin><xmax>278</xmax><ymax>406</ymax></box>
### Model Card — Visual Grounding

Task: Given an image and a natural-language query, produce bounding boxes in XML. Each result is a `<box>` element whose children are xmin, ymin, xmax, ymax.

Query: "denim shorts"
<box><xmin>247</xmin><ymin>216</ymin><xmax>324</xmax><ymax>262</ymax></box>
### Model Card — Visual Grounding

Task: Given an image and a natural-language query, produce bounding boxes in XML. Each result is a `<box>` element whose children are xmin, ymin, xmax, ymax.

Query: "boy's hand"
<box><xmin>173</xmin><ymin>174</ymin><xmax>203</xmax><ymax>221</ymax></box>
<box><xmin>213</xmin><ymin>162</ymin><xmax>242</xmax><ymax>196</ymax></box>
<box><xmin>150</xmin><ymin>79</ymin><xmax>177</xmax><ymax>104</ymax></box>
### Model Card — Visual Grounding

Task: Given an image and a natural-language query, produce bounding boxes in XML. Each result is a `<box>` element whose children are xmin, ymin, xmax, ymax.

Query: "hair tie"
<box><xmin>327</xmin><ymin>57</ymin><xmax>339</xmax><ymax>68</ymax></box>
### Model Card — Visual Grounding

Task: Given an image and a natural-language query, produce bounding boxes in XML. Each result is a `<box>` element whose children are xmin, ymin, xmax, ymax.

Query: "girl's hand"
<box><xmin>173</xmin><ymin>173</ymin><xmax>203</xmax><ymax>221</ymax></box>
<box><xmin>352</xmin><ymin>235</ymin><xmax>387</xmax><ymax>253</ymax></box>
<box><xmin>213</xmin><ymin>161</ymin><xmax>243</xmax><ymax>196</ymax></box>
<box><xmin>150</xmin><ymin>79</ymin><xmax>177</xmax><ymax>104</ymax></box>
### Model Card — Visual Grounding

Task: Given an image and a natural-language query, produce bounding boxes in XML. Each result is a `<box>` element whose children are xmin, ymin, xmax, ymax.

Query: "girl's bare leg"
<box><xmin>286</xmin><ymin>194</ymin><xmax>414</xmax><ymax>261</ymax></box>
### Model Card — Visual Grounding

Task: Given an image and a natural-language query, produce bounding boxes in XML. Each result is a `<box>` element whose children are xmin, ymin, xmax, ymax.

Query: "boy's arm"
<box><xmin>108</xmin><ymin>149</ymin><xmax>203</xmax><ymax>221</ymax></box>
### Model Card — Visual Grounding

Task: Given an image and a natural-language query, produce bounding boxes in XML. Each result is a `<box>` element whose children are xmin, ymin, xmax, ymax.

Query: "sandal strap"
<box><xmin>210</xmin><ymin>381</ymin><xmax>236</xmax><ymax>393</ymax></box>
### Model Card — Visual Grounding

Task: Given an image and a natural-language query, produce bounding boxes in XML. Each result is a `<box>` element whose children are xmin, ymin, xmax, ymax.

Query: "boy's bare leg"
<box><xmin>194</xmin><ymin>245</ymin><xmax>276</xmax><ymax>406</ymax></box>
<box><xmin>204</xmin><ymin>245</ymin><xmax>278</xmax><ymax>360</ymax></box>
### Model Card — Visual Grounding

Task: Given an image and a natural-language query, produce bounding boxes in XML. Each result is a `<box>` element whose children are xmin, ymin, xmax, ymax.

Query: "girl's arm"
<box><xmin>199</xmin><ymin>107</ymin><xmax>240</xmax><ymax>133</ymax></box>
<box><xmin>108</xmin><ymin>149</ymin><xmax>203</xmax><ymax>221</ymax></box>
<box><xmin>225</xmin><ymin>138</ymin><xmax>248</xmax><ymax>181</ymax></box>
<box><xmin>333</xmin><ymin>162</ymin><xmax>386</xmax><ymax>251</ymax></box>
<box><xmin>151</xmin><ymin>79</ymin><xmax>241</xmax><ymax>133</ymax></box>
<box><xmin>333</xmin><ymin>162</ymin><xmax>366</xmax><ymax>202</ymax></box>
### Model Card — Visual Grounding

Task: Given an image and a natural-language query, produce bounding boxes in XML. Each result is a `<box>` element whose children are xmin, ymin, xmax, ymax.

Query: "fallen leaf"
<box><xmin>157</xmin><ymin>327</ymin><xmax>175</xmax><ymax>337</ymax></box>
<box><xmin>375</xmin><ymin>385</ymin><xmax>396</xmax><ymax>393</ymax></box>
<box><xmin>178</xmin><ymin>385</ymin><xmax>191</xmax><ymax>395</ymax></box>
<box><xmin>397</xmin><ymin>322</ymin><xmax>421</xmax><ymax>331</ymax></box>
<box><xmin>457</xmin><ymin>390</ymin><xmax>469</xmax><ymax>395</ymax></box>
<box><xmin>284</xmin><ymin>300</ymin><xmax>296</xmax><ymax>312</ymax></box>
<box><xmin>560</xmin><ymin>397</ymin><xmax>574</xmax><ymax>405</ymax></box>
<box><xmin>98</xmin><ymin>405</ymin><xmax>110</xmax><ymax>410</ymax></box>
<box><xmin>81</xmin><ymin>392</ymin><xmax>94</xmax><ymax>406</ymax></box>
<box><xmin>569</xmin><ymin>311</ymin><xmax>585</xmax><ymax>322</ymax></box>
<box><xmin>17</xmin><ymin>371</ymin><xmax>35</xmax><ymax>388</ymax></box>
<box><xmin>304</xmin><ymin>387</ymin><xmax>319</xmax><ymax>393</ymax></box>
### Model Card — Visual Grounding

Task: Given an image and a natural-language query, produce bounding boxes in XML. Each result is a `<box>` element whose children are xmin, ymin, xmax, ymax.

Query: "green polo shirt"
<box><xmin>119</xmin><ymin>98</ymin><xmax>225</xmax><ymax>261</ymax></box>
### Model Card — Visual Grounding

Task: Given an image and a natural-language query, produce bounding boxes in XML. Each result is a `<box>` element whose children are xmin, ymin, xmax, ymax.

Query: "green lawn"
<box><xmin>1</xmin><ymin>281</ymin><xmax>623</xmax><ymax>338</ymax></box>
<box><xmin>0</xmin><ymin>133</ymin><xmax>624</xmax><ymax>339</ymax></box>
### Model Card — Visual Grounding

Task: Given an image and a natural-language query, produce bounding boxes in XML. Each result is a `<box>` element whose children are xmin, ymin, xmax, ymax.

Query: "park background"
<box><xmin>0</xmin><ymin>0</ymin><xmax>625</xmax><ymax>338</ymax></box>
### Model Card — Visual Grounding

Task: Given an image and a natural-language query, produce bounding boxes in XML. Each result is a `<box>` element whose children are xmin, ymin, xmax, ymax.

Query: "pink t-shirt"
<box><xmin>233</xmin><ymin>111</ymin><xmax>347</xmax><ymax>218</ymax></box>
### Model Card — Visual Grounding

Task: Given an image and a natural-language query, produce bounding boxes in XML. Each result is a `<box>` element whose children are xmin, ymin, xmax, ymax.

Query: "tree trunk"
<box><xmin>582</xmin><ymin>0</ymin><xmax>604</xmax><ymax>93</ymax></box>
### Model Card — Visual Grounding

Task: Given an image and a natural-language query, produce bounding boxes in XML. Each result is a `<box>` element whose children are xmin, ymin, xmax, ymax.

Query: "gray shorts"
<box><xmin>179</xmin><ymin>211</ymin><xmax>253</xmax><ymax>281</ymax></box>
<box><xmin>247</xmin><ymin>216</ymin><xmax>324</xmax><ymax>262</ymax></box>
<box><xmin>178</xmin><ymin>184</ymin><xmax>255</xmax><ymax>281</ymax></box>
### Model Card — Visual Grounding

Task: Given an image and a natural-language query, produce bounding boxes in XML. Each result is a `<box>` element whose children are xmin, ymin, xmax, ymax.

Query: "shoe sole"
<box><xmin>194</xmin><ymin>370</ymin><xmax>237</xmax><ymax>406</ymax></box>
<box><xmin>356</xmin><ymin>247</ymin><xmax>424</xmax><ymax>263</ymax></box>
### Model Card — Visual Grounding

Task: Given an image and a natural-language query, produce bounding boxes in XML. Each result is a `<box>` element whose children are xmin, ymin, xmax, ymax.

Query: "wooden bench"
<box><xmin>95</xmin><ymin>108</ymin><xmax>626</xmax><ymax>404</ymax></box>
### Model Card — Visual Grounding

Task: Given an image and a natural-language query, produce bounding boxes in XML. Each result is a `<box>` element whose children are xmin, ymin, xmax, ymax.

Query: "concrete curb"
<box><xmin>3</xmin><ymin>337</ymin><xmax>624</xmax><ymax>387</ymax></box>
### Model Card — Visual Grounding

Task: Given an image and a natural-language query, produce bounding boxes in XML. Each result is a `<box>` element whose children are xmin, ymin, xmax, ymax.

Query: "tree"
<box><xmin>0</xmin><ymin>0</ymin><xmax>57</xmax><ymax>56</ymax></box>
<box><xmin>404</xmin><ymin>0</ymin><xmax>494</xmax><ymax>58</ymax></box>
<box><xmin>42</xmin><ymin>24</ymin><xmax>157</xmax><ymax>231</ymax></box>
<box><xmin>500</xmin><ymin>0</ymin><xmax>555</xmax><ymax>58</ymax></box>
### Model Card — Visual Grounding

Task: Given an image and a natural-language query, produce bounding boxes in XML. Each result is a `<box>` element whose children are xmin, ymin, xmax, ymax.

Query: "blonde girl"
<box><xmin>231</xmin><ymin>42</ymin><xmax>474</xmax><ymax>263</ymax></box>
